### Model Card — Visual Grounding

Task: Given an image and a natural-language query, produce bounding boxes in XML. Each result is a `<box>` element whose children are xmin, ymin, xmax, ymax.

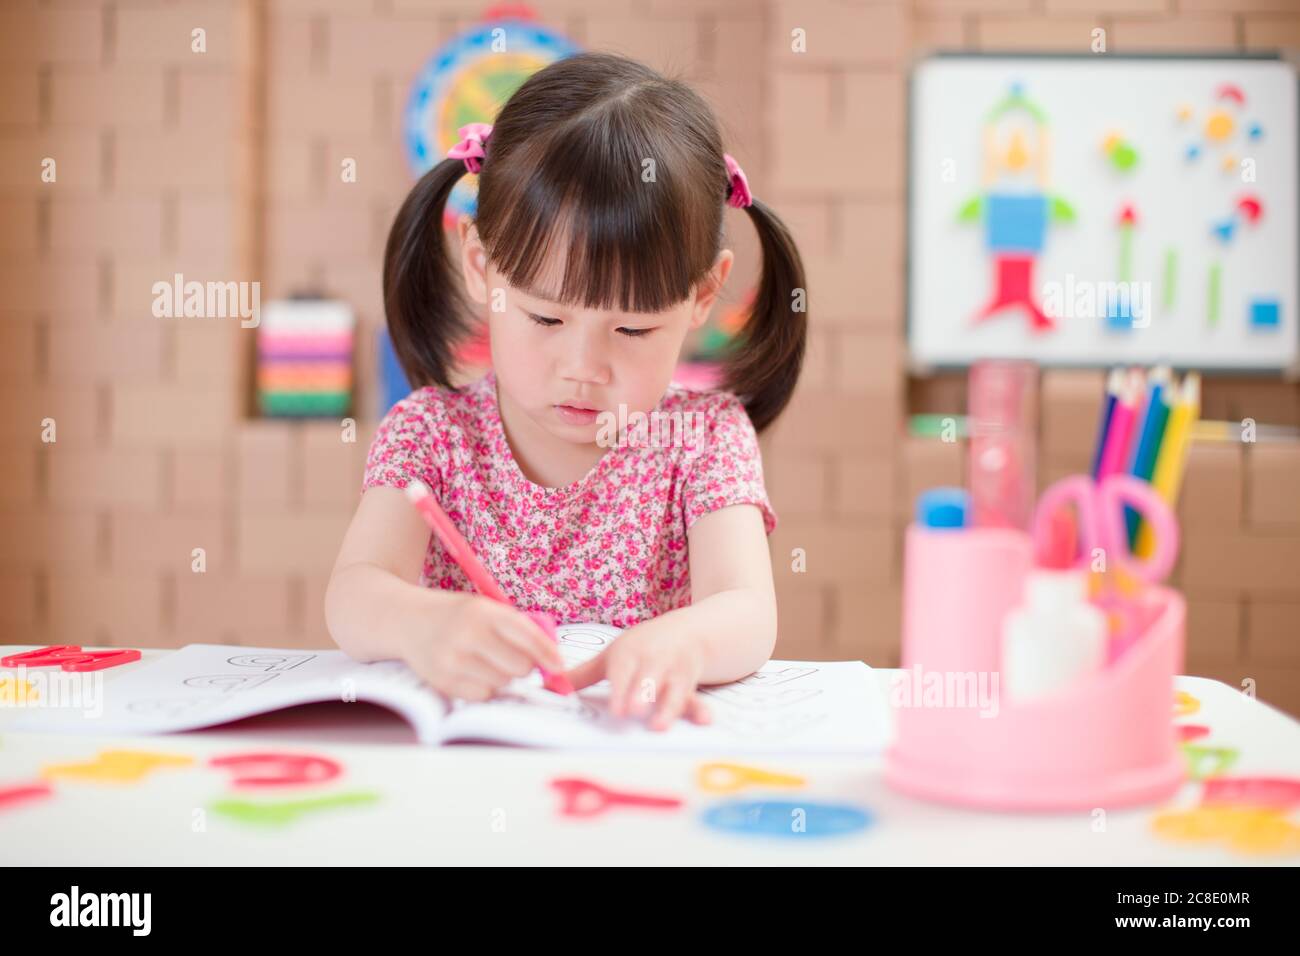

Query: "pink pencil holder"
<box><xmin>883</xmin><ymin>524</ymin><xmax>1186</xmax><ymax>811</ymax></box>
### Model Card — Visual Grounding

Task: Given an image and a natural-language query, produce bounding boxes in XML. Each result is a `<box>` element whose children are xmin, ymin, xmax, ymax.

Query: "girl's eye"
<box><xmin>526</xmin><ymin>313</ymin><xmax>561</xmax><ymax>328</ymax></box>
<box><xmin>617</xmin><ymin>327</ymin><xmax>654</xmax><ymax>338</ymax></box>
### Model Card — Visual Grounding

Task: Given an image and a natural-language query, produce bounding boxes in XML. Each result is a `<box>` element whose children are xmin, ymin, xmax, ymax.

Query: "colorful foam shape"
<box><xmin>1</xmin><ymin>645</ymin><xmax>141</xmax><ymax>672</ymax></box>
<box><xmin>1185</xmin><ymin>143</ymin><xmax>1200</xmax><ymax>161</ymax></box>
<box><xmin>1174</xmin><ymin>690</ymin><xmax>1201</xmax><ymax>716</ymax></box>
<box><xmin>0</xmin><ymin>676</ymin><xmax>36</xmax><ymax>704</ymax></box>
<box><xmin>43</xmin><ymin>749</ymin><xmax>195</xmax><ymax>785</ymax></box>
<box><xmin>1215</xmin><ymin>84</ymin><xmax>1245</xmax><ymax>106</ymax></box>
<box><xmin>1106</xmin><ymin>296</ymin><xmax>1137</xmax><ymax>331</ymax></box>
<box><xmin>1211</xmin><ymin>217</ymin><xmax>1236</xmax><ymax>243</ymax></box>
<box><xmin>697</xmin><ymin>762</ymin><xmax>807</xmax><ymax>794</ymax></box>
<box><xmin>1249</xmin><ymin>298</ymin><xmax>1280</xmax><ymax>329</ymax></box>
<box><xmin>0</xmin><ymin>782</ymin><xmax>52</xmax><ymax>811</ymax></box>
<box><xmin>984</xmin><ymin>194</ymin><xmax>1048</xmax><ymax>253</ymax></box>
<box><xmin>211</xmin><ymin>792</ymin><xmax>381</xmax><ymax>828</ymax></box>
<box><xmin>1203</xmin><ymin>776</ymin><xmax>1300</xmax><ymax>811</ymax></box>
<box><xmin>1182</xmin><ymin>744</ymin><xmax>1239</xmax><ymax>781</ymax></box>
<box><xmin>702</xmin><ymin>799</ymin><xmax>872</xmax><ymax>839</ymax></box>
<box><xmin>1206</xmin><ymin>110</ymin><xmax>1234</xmax><ymax>141</ymax></box>
<box><xmin>1152</xmin><ymin>806</ymin><xmax>1300</xmax><ymax>856</ymax></box>
<box><xmin>209</xmin><ymin>752</ymin><xmax>343</xmax><ymax>788</ymax></box>
<box><xmin>1247</xmin><ymin>122</ymin><xmax>1263</xmax><ymax>140</ymax></box>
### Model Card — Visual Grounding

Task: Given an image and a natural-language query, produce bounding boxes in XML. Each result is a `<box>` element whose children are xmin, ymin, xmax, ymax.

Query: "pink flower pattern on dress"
<box><xmin>361</xmin><ymin>370</ymin><xmax>777</xmax><ymax>628</ymax></box>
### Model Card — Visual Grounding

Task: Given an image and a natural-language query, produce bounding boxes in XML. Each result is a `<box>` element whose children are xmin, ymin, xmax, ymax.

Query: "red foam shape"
<box><xmin>0</xmin><ymin>782</ymin><xmax>53</xmax><ymax>810</ymax></box>
<box><xmin>1203</xmin><ymin>776</ymin><xmax>1300</xmax><ymax>810</ymax></box>
<box><xmin>0</xmin><ymin>645</ymin><xmax>141</xmax><ymax>672</ymax></box>
<box><xmin>210</xmin><ymin>752</ymin><xmax>343</xmax><ymax>788</ymax></box>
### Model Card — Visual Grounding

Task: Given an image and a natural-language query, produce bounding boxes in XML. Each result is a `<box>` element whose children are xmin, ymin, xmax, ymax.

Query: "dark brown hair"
<box><xmin>383</xmin><ymin>51</ymin><xmax>807</xmax><ymax>432</ymax></box>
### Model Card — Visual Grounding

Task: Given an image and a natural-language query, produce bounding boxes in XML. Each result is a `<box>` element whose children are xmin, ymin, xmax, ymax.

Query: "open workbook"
<box><xmin>4</xmin><ymin>624</ymin><xmax>888</xmax><ymax>755</ymax></box>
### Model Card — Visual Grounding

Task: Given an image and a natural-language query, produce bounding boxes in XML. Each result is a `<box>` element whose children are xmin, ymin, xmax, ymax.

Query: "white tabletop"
<box><xmin>1</xmin><ymin>647</ymin><xmax>1297</xmax><ymax>865</ymax></box>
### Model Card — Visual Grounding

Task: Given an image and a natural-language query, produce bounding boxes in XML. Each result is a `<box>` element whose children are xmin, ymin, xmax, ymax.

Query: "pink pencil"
<box><xmin>1096</xmin><ymin>371</ymin><xmax>1142</xmax><ymax>482</ymax></box>
<box><xmin>404</xmin><ymin>480</ymin><xmax>573</xmax><ymax>695</ymax></box>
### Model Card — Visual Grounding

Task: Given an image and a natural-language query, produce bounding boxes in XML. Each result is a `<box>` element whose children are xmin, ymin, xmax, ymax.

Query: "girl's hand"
<box><xmin>564</xmin><ymin>620</ymin><xmax>713</xmax><ymax>731</ymax></box>
<box><xmin>400</xmin><ymin>592</ymin><xmax>565</xmax><ymax>702</ymax></box>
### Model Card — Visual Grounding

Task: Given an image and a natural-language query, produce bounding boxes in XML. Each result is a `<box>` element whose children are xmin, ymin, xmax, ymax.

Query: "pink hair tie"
<box><xmin>723</xmin><ymin>152</ymin><xmax>752</xmax><ymax>209</ymax></box>
<box><xmin>448</xmin><ymin>122</ymin><xmax>493</xmax><ymax>173</ymax></box>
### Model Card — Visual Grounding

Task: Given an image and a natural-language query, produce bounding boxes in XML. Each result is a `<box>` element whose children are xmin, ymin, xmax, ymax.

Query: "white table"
<box><xmin>2</xmin><ymin>647</ymin><xmax>1297</xmax><ymax>865</ymax></box>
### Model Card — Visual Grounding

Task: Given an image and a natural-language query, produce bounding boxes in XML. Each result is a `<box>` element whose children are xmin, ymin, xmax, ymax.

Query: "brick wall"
<box><xmin>1</xmin><ymin>0</ymin><xmax>1298</xmax><ymax>715</ymax></box>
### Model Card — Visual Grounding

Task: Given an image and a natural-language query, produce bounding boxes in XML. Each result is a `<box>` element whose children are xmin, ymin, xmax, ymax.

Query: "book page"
<box><xmin>1</xmin><ymin>646</ymin><xmax>450</xmax><ymax>742</ymax></box>
<box><xmin>440</xmin><ymin>624</ymin><xmax>888</xmax><ymax>755</ymax></box>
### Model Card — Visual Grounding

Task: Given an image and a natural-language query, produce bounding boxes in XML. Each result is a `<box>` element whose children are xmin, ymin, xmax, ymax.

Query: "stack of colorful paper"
<box><xmin>257</xmin><ymin>299</ymin><xmax>355</xmax><ymax>417</ymax></box>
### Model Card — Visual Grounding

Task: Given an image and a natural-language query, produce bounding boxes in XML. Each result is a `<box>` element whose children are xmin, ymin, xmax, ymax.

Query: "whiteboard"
<box><xmin>908</xmin><ymin>55</ymin><xmax>1298</xmax><ymax>371</ymax></box>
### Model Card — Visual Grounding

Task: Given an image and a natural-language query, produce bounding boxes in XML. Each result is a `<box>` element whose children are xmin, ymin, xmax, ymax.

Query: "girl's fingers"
<box><xmin>605</xmin><ymin>653</ymin><xmax>639</xmax><ymax>718</ymax></box>
<box><xmin>649</xmin><ymin>676</ymin><xmax>690</xmax><ymax>732</ymax></box>
<box><xmin>685</xmin><ymin>693</ymin><xmax>712</xmax><ymax>726</ymax></box>
<box><xmin>494</xmin><ymin>614</ymin><xmax>565</xmax><ymax>671</ymax></box>
<box><xmin>625</xmin><ymin>667</ymin><xmax>664</xmax><ymax>719</ymax></box>
<box><xmin>562</xmin><ymin>653</ymin><xmax>607</xmax><ymax>691</ymax></box>
<box><xmin>444</xmin><ymin>678</ymin><xmax>495</xmax><ymax>703</ymax></box>
<box><xmin>474</xmin><ymin>637</ymin><xmax>534</xmax><ymax>679</ymax></box>
<box><xmin>459</xmin><ymin>652</ymin><xmax>512</xmax><ymax>690</ymax></box>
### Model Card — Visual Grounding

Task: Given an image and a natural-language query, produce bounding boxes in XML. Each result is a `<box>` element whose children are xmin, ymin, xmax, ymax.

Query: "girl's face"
<box><xmin>458</xmin><ymin>217</ymin><xmax>733</xmax><ymax>445</ymax></box>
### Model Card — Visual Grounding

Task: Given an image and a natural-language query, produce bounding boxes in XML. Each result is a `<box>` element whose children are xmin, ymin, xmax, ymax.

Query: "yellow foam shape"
<box><xmin>1205</xmin><ymin>111</ymin><xmax>1234</xmax><ymax>141</ymax></box>
<box><xmin>1176</xmin><ymin>105</ymin><xmax>1192</xmax><ymax>122</ymax></box>
<box><xmin>1005</xmin><ymin>131</ymin><xmax>1029</xmax><ymax>171</ymax></box>
<box><xmin>1153</xmin><ymin>806</ymin><xmax>1300</xmax><ymax>856</ymax></box>
<box><xmin>1173</xmin><ymin>691</ymin><xmax>1200</xmax><ymax>717</ymax></box>
<box><xmin>43</xmin><ymin>749</ymin><xmax>195</xmax><ymax>784</ymax></box>
<box><xmin>0</xmin><ymin>676</ymin><xmax>37</xmax><ymax>705</ymax></box>
<box><xmin>697</xmin><ymin>761</ymin><xmax>807</xmax><ymax>793</ymax></box>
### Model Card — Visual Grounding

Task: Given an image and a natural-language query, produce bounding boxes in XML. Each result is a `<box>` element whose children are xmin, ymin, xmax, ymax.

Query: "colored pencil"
<box><xmin>1126</xmin><ymin>368</ymin><xmax>1172</xmax><ymax>545</ymax></box>
<box><xmin>1096</xmin><ymin>370</ymin><xmax>1142</xmax><ymax>482</ymax></box>
<box><xmin>1136</xmin><ymin>374</ymin><xmax>1200</xmax><ymax>558</ymax></box>
<box><xmin>1090</xmin><ymin>368</ymin><xmax>1123</xmax><ymax>479</ymax></box>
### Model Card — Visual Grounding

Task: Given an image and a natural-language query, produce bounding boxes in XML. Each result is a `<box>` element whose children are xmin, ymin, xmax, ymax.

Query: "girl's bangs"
<box><xmin>482</xmin><ymin>139</ymin><xmax>713</xmax><ymax>314</ymax></box>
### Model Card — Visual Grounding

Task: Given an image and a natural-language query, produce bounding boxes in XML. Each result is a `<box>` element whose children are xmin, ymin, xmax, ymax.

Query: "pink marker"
<box><xmin>404</xmin><ymin>480</ymin><xmax>573</xmax><ymax>695</ymax></box>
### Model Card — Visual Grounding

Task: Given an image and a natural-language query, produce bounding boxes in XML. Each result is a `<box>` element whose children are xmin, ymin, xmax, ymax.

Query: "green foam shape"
<box><xmin>1050</xmin><ymin>196</ymin><xmax>1077</xmax><ymax>223</ymax></box>
<box><xmin>212</xmin><ymin>791</ymin><xmax>381</xmax><ymax>828</ymax></box>
<box><xmin>1112</xmin><ymin>143</ymin><xmax>1139</xmax><ymax>171</ymax></box>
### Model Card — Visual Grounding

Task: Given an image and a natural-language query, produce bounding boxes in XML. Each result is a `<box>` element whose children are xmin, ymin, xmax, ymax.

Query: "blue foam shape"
<box><xmin>1185</xmin><ymin>144</ymin><xmax>1200</xmax><ymax>161</ymax></box>
<box><xmin>1248</xmin><ymin>122</ymin><xmax>1263</xmax><ymax>141</ymax></box>
<box><xmin>984</xmin><ymin>194</ymin><xmax>1048</xmax><ymax>253</ymax></box>
<box><xmin>1249</xmin><ymin>298</ymin><xmax>1280</xmax><ymax>329</ymax></box>
<box><xmin>701</xmin><ymin>800</ymin><xmax>872</xmax><ymax>839</ymax></box>
<box><xmin>1211</xmin><ymin>217</ymin><xmax>1236</xmax><ymax>243</ymax></box>
<box><xmin>1106</xmin><ymin>296</ymin><xmax>1136</xmax><ymax>330</ymax></box>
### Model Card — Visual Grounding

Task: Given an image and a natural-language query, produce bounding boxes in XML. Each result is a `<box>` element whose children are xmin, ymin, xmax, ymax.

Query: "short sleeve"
<box><xmin>680</xmin><ymin>393</ymin><xmax>778</xmax><ymax>535</ymax></box>
<box><xmin>361</xmin><ymin>391</ymin><xmax>444</xmax><ymax>499</ymax></box>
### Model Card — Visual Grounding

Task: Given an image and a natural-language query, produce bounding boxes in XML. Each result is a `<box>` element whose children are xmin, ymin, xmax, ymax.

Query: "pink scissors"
<box><xmin>1034</xmin><ymin>474</ymin><xmax>1178</xmax><ymax>662</ymax></box>
<box><xmin>1033</xmin><ymin>473</ymin><xmax>1178</xmax><ymax>583</ymax></box>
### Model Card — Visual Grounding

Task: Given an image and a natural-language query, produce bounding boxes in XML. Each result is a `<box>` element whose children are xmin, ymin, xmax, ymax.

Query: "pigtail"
<box><xmin>722</xmin><ymin>197</ymin><xmax>808</xmax><ymax>433</ymax></box>
<box><xmin>382</xmin><ymin>157</ymin><xmax>473</xmax><ymax>390</ymax></box>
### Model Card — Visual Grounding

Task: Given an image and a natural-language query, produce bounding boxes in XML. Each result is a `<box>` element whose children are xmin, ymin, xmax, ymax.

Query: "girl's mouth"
<box><xmin>554</xmin><ymin>404</ymin><xmax>599</xmax><ymax>425</ymax></box>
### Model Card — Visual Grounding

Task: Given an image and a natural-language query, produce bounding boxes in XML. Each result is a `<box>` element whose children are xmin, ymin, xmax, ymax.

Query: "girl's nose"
<box><xmin>559</xmin><ymin>332</ymin><xmax>611</xmax><ymax>385</ymax></box>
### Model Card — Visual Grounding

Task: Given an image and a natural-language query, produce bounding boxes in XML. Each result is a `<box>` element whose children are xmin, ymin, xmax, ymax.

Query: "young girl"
<box><xmin>325</xmin><ymin>52</ymin><xmax>807</xmax><ymax>731</ymax></box>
